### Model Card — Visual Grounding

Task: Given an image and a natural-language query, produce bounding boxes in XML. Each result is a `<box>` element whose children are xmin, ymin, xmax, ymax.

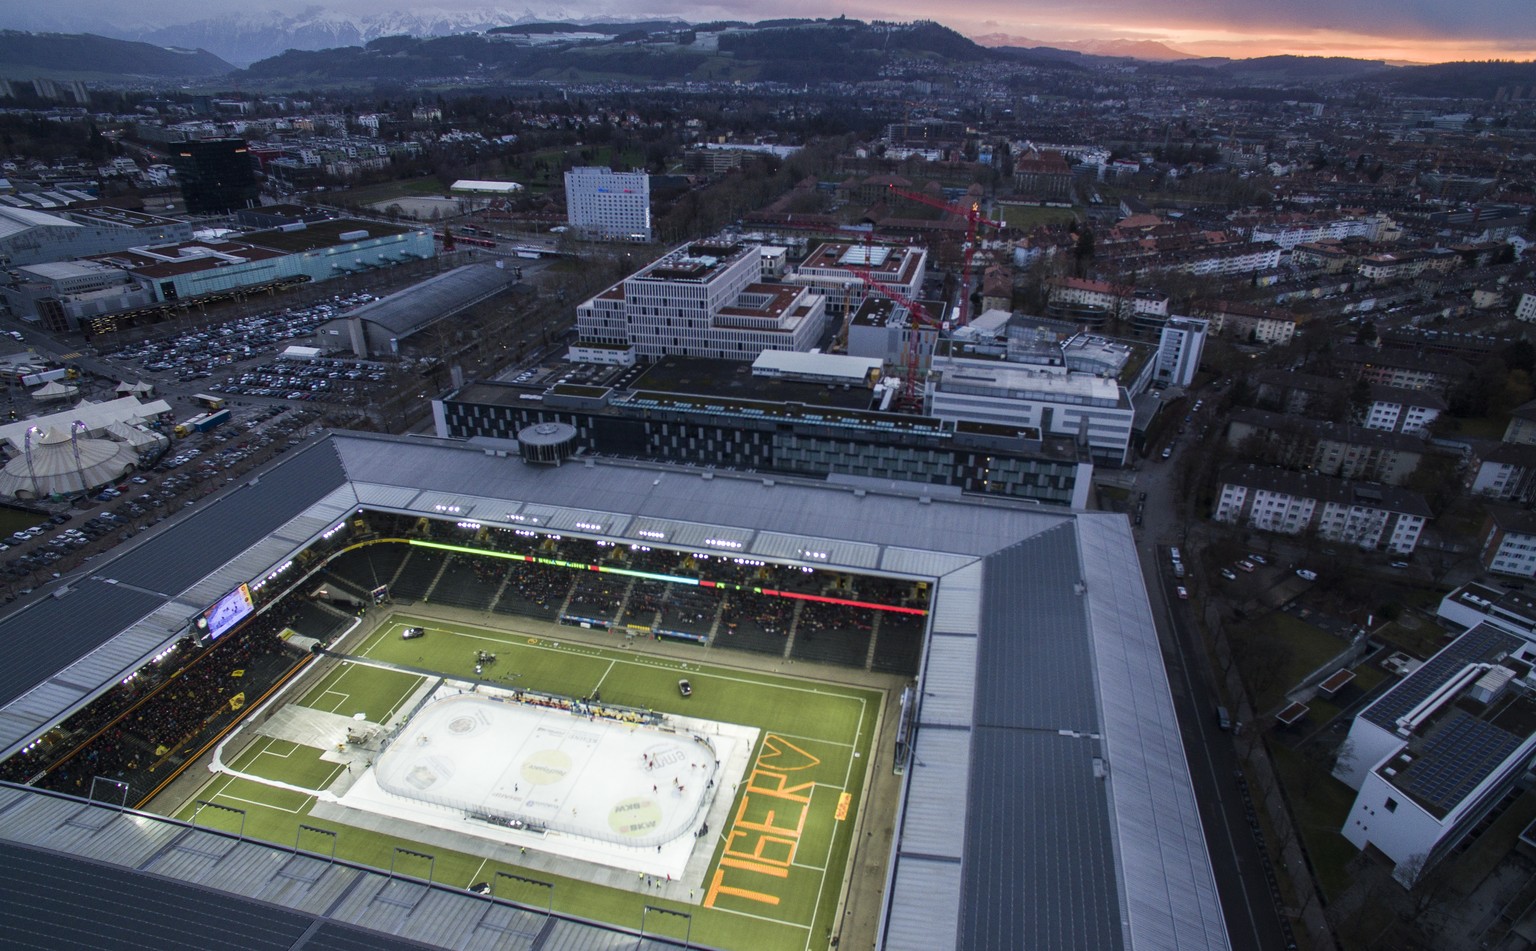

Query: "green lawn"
<box><xmin>1270</xmin><ymin>745</ymin><xmax>1360</xmax><ymax>900</ymax></box>
<box><xmin>175</xmin><ymin>615</ymin><xmax>882</xmax><ymax>951</ymax></box>
<box><xmin>1238</xmin><ymin>612</ymin><xmax>1350</xmax><ymax>711</ymax></box>
<box><xmin>993</xmin><ymin>204</ymin><xmax>1079</xmax><ymax>229</ymax></box>
<box><xmin>0</xmin><ymin>506</ymin><xmax>49</xmax><ymax>535</ymax></box>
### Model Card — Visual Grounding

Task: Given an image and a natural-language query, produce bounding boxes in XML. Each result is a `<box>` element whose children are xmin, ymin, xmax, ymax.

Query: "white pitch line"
<box><xmin>809</xmin><ymin>695</ymin><xmax>868</xmax><ymax>951</ymax></box>
<box><xmin>215</xmin><ymin>792</ymin><xmax>308</xmax><ymax>814</ymax></box>
<box><xmin>509</xmin><ymin>636</ymin><xmax>871</xmax><ymax>704</ymax></box>
<box><xmin>468</xmin><ymin>856</ymin><xmax>489</xmax><ymax>888</ymax></box>
<box><xmin>764</xmin><ymin>731</ymin><xmax>855</xmax><ymax>750</ymax></box>
<box><xmin>592</xmin><ymin>660</ymin><xmax>616</xmax><ymax>696</ymax></box>
<box><xmin>707</xmin><ymin>904</ymin><xmax>813</xmax><ymax>930</ymax></box>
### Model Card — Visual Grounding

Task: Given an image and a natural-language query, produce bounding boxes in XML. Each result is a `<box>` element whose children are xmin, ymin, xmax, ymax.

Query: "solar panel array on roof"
<box><xmin>0</xmin><ymin>839</ymin><xmax>323</xmax><ymax>951</ymax></box>
<box><xmin>0</xmin><ymin>582</ymin><xmax>168</xmax><ymax>713</ymax></box>
<box><xmin>0</xmin><ymin>438</ymin><xmax>349</xmax><ymax>751</ymax></box>
<box><xmin>1362</xmin><ymin>624</ymin><xmax>1523</xmax><ymax>730</ymax></box>
<box><xmin>1400</xmin><ymin>710</ymin><xmax>1524</xmax><ymax>816</ymax></box>
<box><xmin>961</xmin><ymin>525</ymin><xmax>1122</xmax><ymax>950</ymax></box>
<box><xmin>962</xmin><ymin>729</ymin><xmax>1121</xmax><ymax>951</ymax></box>
<box><xmin>975</xmin><ymin>524</ymin><xmax>1098</xmax><ymax>733</ymax></box>
<box><xmin>108</xmin><ymin>439</ymin><xmax>347</xmax><ymax>591</ymax></box>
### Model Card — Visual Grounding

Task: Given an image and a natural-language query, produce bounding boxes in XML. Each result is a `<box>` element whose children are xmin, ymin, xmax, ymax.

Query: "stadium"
<box><xmin>0</xmin><ymin>431</ymin><xmax>1229</xmax><ymax>951</ymax></box>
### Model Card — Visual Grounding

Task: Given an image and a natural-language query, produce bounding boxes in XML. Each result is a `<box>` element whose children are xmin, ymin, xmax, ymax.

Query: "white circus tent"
<box><xmin>31</xmin><ymin>380</ymin><xmax>78</xmax><ymax>402</ymax></box>
<box><xmin>0</xmin><ymin>425</ymin><xmax>138</xmax><ymax>499</ymax></box>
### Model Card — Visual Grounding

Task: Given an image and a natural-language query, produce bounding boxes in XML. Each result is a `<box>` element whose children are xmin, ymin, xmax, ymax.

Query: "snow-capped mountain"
<box><xmin>15</xmin><ymin>7</ymin><xmax>601</xmax><ymax>68</ymax></box>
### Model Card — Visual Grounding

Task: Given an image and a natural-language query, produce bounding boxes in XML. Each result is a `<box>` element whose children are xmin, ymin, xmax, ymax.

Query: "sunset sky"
<box><xmin>20</xmin><ymin>0</ymin><xmax>1536</xmax><ymax>64</ymax></box>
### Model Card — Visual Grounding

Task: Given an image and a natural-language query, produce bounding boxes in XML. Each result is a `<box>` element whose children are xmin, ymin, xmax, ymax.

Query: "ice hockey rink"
<box><xmin>337</xmin><ymin>686</ymin><xmax>755</xmax><ymax>880</ymax></box>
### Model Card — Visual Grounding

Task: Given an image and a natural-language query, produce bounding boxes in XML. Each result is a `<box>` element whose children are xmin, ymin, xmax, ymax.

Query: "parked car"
<box><xmin>1296</xmin><ymin>569</ymin><xmax>1318</xmax><ymax>581</ymax></box>
<box><xmin>1175</xmin><ymin>586</ymin><xmax>1189</xmax><ymax>600</ymax></box>
<box><xmin>1248</xmin><ymin>553</ymin><xmax>1266</xmax><ymax>565</ymax></box>
<box><xmin>1220</xmin><ymin>568</ymin><xmax>1238</xmax><ymax>581</ymax></box>
<box><xmin>1236</xmin><ymin>559</ymin><xmax>1256</xmax><ymax>573</ymax></box>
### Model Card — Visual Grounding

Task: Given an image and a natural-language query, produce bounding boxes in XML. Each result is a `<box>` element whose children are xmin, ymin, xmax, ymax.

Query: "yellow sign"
<box><xmin>835</xmin><ymin>792</ymin><xmax>851</xmax><ymax>821</ymax></box>
<box><xmin>705</xmin><ymin>735</ymin><xmax>821</xmax><ymax>909</ymax></box>
<box><xmin>228</xmin><ymin>692</ymin><xmax>246</xmax><ymax>711</ymax></box>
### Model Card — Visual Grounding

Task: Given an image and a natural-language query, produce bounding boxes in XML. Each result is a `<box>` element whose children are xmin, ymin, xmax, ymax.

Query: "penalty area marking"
<box><xmin>253</xmin><ymin>737</ymin><xmax>301</xmax><ymax>761</ymax></box>
<box><xmin>317</xmin><ymin>690</ymin><xmax>351</xmax><ymax>714</ymax></box>
<box><xmin>210</xmin><ymin>790</ymin><xmax>310</xmax><ymax>815</ymax></box>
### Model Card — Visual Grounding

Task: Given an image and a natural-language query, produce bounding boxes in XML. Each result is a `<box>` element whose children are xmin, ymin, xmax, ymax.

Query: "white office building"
<box><xmin>564</xmin><ymin>167</ymin><xmax>652</xmax><ymax>241</ymax></box>
<box><xmin>575</xmin><ymin>239</ymin><xmax>827</xmax><ymax>361</ymax></box>
<box><xmin>927</xmin><ymin>354</ymin><xmax>1135</xmax><ymax>466</ymax></box>
<box><xmin>1336</xmin><ymin>624</ymin><xmax>1536</xmax><ymax>883</ymax></box>
<box><xmin>1155</xmin><ymin>315</ymin><xmax>1208</xmax><ymax>388</ymax></box>
<box><xmin>785</xmin><ymin>242</ymin><xmax>927</xmax><ymax>317</ymax></box>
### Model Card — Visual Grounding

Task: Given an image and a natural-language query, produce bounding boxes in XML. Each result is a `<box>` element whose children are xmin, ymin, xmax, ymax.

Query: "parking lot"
<box><xmin>217</xmin><ymin>355</ymin><xmax>402</xmax><ymax>402</ymax></box>
<box><xmin>103</xmin><ymin>293</ymin><xmax>378</xmax><ymax>385</ymax></box>
<box><xmin>0</xmin><ymin>406</ymin><xmax>319</xmax><ymax>598</ymax></box>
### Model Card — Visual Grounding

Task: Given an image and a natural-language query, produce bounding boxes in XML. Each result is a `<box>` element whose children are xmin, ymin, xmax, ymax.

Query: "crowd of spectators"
<box><xmin>10</xmin><ymin>605</ymin><xmax>308</xmax><ymax>801</ymax></box>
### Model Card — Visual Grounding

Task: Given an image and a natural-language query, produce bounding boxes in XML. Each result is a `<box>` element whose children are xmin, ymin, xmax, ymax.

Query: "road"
<box><xmin>1122</xmin><ymin>436</ymin><xmax>1295</xmax><ymax>951</ymax></box>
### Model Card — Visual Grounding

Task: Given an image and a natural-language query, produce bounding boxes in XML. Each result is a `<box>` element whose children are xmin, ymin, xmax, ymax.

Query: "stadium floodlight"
<box><xmin>640</xmin><ymin>905</ymin><xmax>692</xmax><ymax>947</ymax></box>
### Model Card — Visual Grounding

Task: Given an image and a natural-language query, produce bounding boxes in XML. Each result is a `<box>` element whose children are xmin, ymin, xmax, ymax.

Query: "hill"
<box><xmin>0</xmin><ymin>30</ymin><xmax>233</xmax><ymax>80</ymax></box>
<box><xmin>239</xmin><ymin>18</ymin><xmax>1003</xmax><ymax>86</ymax></box>
<box><xmin>1375</xmin><ymin>59</ymin><xmax>1536</xmax><ymax>97</ymax></box>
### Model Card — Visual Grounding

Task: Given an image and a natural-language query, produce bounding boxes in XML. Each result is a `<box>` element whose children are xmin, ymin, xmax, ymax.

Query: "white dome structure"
<box><xmin>0</xmin><ymin>425</ymin><xmax>138</xmax><ymax>500</ymax></box>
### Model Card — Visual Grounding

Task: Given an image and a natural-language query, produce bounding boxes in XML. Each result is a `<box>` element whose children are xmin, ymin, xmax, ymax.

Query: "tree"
<box><xmin>1398</xmin><ymin>851</ymin><xmax>1456</xmax><ymax>942</ymax></box>
<box><xmin>1071</xmin><ymin>228</ymin><xmax>1095</xmax><ymax>278</ymax></box>
<box><xmin>1346</xmin><ymin>378</ymin><xmax>1373</xmax><ymax>426</ymax></box>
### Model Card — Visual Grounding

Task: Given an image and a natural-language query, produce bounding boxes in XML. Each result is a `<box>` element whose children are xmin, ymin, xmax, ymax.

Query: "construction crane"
<box><xmin>844</xmin><ymin>264</ymin><xmax>942</xmax><ymax>411</ymax></box>
<box><xmin>885</xmin><ymin>184</ymin><xmax>1004</xmax><ymax>327</ymax></box>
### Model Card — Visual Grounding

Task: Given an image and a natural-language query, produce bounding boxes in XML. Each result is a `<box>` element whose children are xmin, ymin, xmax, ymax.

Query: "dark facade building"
<box><xmin>434</xmin><ymin>356</ymin><xmax>1092</xmax><ymax>507</ymax></box>
<box><xmin>174</xmin><ymin>138</ymin><xmax>260</xmax><ymax>215</ymax></box>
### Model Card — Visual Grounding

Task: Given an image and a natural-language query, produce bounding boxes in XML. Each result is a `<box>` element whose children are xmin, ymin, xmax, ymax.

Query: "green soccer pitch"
<box><xmin>170</xmin><ymin>614</ymin><xmax>886</xmax><ymax>951</ymax></box>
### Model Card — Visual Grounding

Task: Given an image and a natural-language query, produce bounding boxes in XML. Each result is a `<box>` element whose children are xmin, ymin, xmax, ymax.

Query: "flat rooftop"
<box><xmin>89</xmin><ymin>241</ymin><xmax>287</xmax><ymax>278</ymax></box>
<box><xmin>628</xmin><ymin>355</ymin><xmax>877</xmax><ymax>411</ymax></box>
<box><xmin>933</xmin><ymin>355</ymin><xmax>1126</xmax><ymax>406</ymax></box>
<box><xmin>243</xmin><ymin>218</ymin><xmax>415</xmax><ymax>254</ymax></box>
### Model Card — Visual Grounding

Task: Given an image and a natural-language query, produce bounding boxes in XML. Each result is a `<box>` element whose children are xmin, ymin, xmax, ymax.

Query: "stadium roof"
<box><xmin>320</xmin><ymin>264</ymin><xmax>516</xmax><ymax>337</ymax></box>
<box><xmin>0</xmin><ymin>786</ymin><xmax>685</xmax><ymax>951</ymax></box>
<box><xmin>0</xmin><ymin>205</ymin><xmax>79</xmax><ymax>241</ymax></box>
<box><xmin>0</xmin><ymin>431</ymin><xmax>1228</xmax><ymax>951</ymax></box>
